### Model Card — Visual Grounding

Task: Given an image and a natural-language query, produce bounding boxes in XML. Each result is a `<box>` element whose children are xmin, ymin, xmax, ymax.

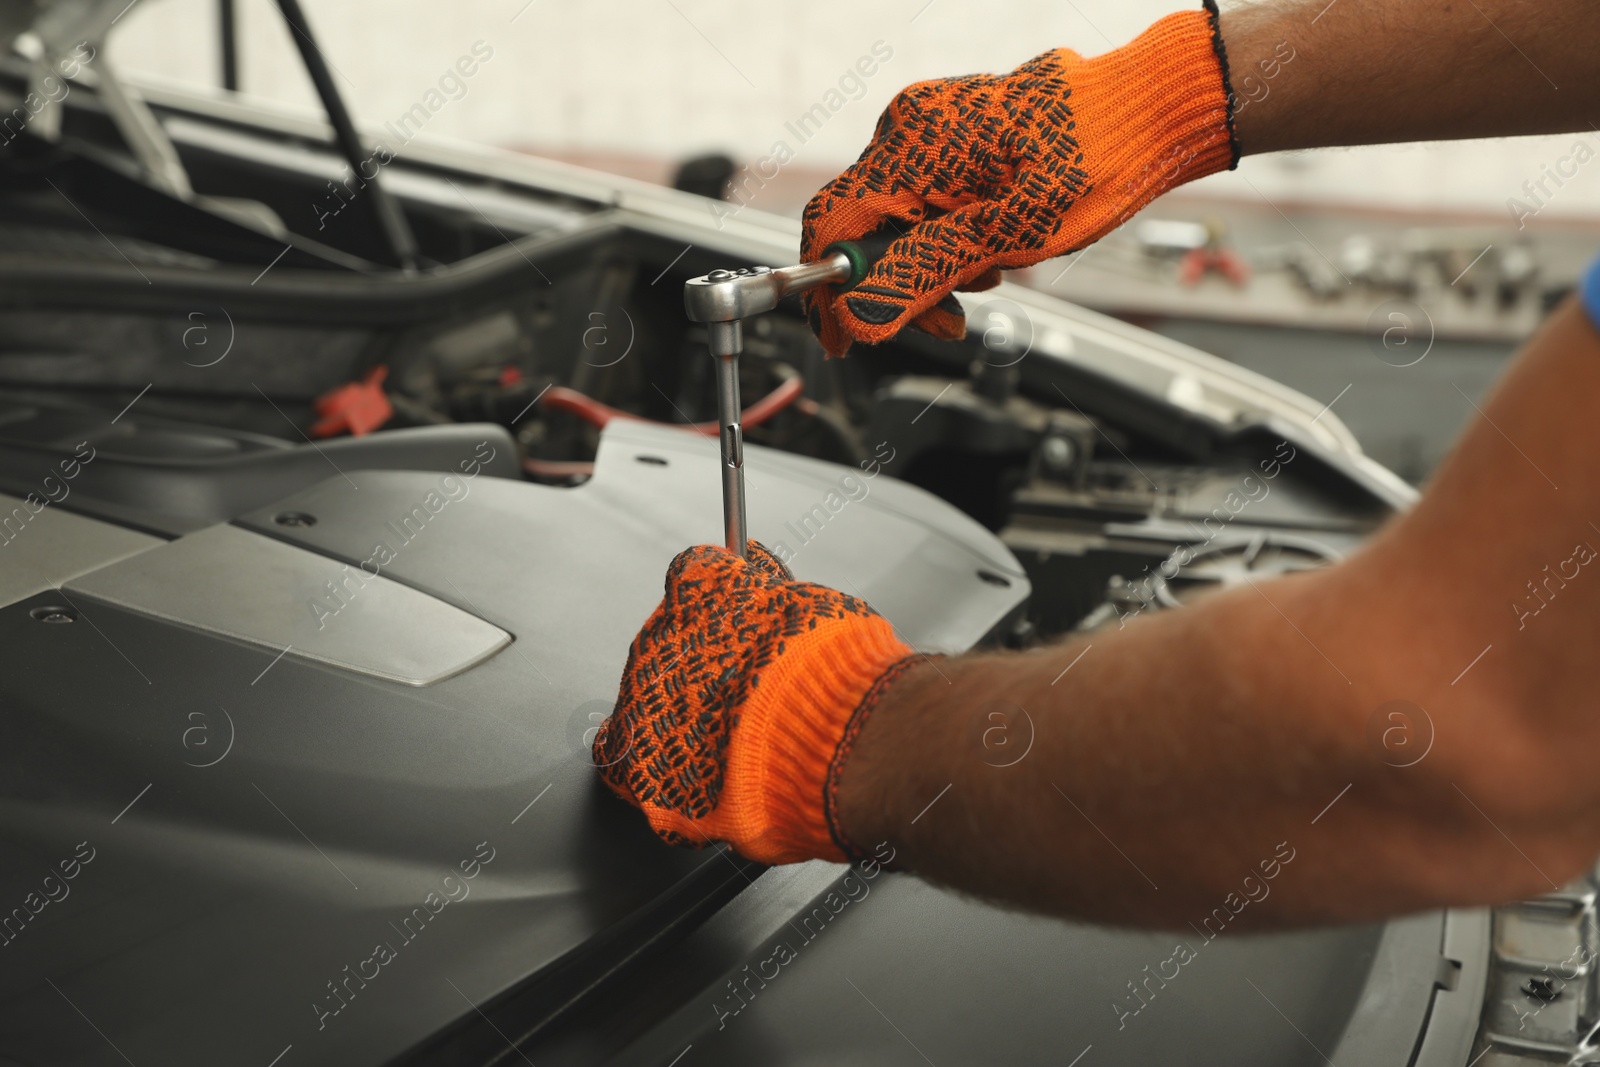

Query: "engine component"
<box><xmin>1075</xmin><ymin>529</ymin><xmax>1342</xmax><ymax>631</ymax></box>
<box><xmin>1030</xmin><ymin>410</ymin><xmax>1100</xmax><ymax>491</ymax></box>
<box><xmin>866</xmin><ymin>375</ymin><xmax>1050</xmax><ymax>479</ymax></box>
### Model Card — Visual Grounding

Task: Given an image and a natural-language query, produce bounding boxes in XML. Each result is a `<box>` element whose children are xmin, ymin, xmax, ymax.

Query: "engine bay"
<box><xmin>0</xmin><ymin>63</ymin><xmax>1519</xmax><ymax>1067</ymax></box>
<box><xmin>0</xmin><ymin>117</ymin><xmax>1394</xmax><ymax>642</ymax></box>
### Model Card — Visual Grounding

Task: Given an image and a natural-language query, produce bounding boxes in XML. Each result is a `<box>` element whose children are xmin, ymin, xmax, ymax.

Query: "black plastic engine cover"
<box><xmin>0</xmin><ymin>420</ymin><xmax>1026</xmax><ymax>1065</ymax></box>
<box><xmin>0</xmin><ymin>420</ymin><xmax>1461</xmax><ymax>1066</ymax></box>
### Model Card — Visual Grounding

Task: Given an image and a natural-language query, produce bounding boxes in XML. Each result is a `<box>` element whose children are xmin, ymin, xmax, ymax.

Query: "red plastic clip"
<box><xmin>310</xmin><ymin>366</ymin><xmax>393</xmax><ymax>438</ymax></box>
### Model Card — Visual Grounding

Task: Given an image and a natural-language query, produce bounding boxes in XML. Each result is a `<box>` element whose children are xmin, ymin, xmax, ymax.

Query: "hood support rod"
<box><xmin>275</xmin><ymin>0</ymin><xmax>419</xmax><ymax>274</ymax></box>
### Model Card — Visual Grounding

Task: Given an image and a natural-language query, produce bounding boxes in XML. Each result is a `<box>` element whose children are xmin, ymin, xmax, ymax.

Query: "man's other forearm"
<box><xmin>1221</xmin><ymin>0</ymin><xmax>1595</xmax><ymax>154</ymax></box>
<box><xmin>835</xmin><ymin>571</ymin><xmax>1526</xmax><ymax>929</ymax></box>
<box><xmin>837</xmin><ymin>300</ymin><xmax>1600</xmax><ymax>928</ymax></box>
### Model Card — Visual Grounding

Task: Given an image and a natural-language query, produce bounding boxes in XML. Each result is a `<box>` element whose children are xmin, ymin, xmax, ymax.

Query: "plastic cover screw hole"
<box><xmin>30</xmin><ymin>606</ymin><xmax>76</xmax><ymax>624</ymax></box>
<box><xmin>635</xmin><ymin>455</ymin><xmax>669</xmax><ymax>466</ymax></box>
<box><xmin>977</xmin><ymin>570</ymin><xmax>1012</xmax><ymax>587</ymax></box>
<box><xmin>274</xmin><ymin>511</ymin><xmax>317</xmax><ymax>527</ymax></box>
<box><xmin>1525</xmin><ymin>976</ymin><xmax>1563</xmax><ymax>1001</ymax></box>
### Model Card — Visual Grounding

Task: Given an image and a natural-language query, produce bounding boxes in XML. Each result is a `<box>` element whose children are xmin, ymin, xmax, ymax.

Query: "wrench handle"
<box><xmin>823</xmin><ymin>231</ymin><xmax>899</xmax><ymax>290</ymax></box>
<box><xmin>706</xmin><ymin>321</ymin><xmax>747</xmax><ymax>559</ymax></box>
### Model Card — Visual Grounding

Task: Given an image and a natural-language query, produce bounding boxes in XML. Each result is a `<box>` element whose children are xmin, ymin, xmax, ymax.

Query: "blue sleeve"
<box><xmin>1581</xmin><ymin>252</ymin><xmax>1600</xmax><ymax>331</ymax></box>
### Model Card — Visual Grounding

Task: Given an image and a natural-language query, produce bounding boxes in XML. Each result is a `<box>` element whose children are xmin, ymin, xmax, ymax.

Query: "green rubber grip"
<box><xmin>823</xmin><ymin>232</ymin><xmax>897</xmax><ymax>289</ymax></box>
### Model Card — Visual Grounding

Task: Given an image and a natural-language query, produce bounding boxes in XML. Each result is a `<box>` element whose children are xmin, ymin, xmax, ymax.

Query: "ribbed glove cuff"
<box><xmin>717</xmin><ymin>615</ymin><xmax>914</xmax><ymax>864</ymax></box>
<box><xmin>1069</xmin><ymin>4</ymin><xmax>1239</xmax><ymax>204</ymax></box>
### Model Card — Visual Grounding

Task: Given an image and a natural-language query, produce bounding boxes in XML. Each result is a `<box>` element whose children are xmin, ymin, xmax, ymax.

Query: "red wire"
<box><xmin>540</xmin><ymin>377</ymin><xmax>805</xmax><ymax>436</ymax></box>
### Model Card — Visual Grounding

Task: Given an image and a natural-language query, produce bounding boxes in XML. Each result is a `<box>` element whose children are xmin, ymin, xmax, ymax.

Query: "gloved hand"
<box><xmin>593</xmin><ymin>541</ymin><xmax>917</xmax><ymax>864</ymax></box>
<box><xmin>801</xmin><ymin>2</ymin><xmax>1239</xmax><ymax>357</ymax></box>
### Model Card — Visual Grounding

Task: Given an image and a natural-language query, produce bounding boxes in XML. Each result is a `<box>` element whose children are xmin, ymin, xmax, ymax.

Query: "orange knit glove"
<box><xmin>801</xmin><ymin>2</ymin><xmax>1239</xmax><ymax>357</ymax></box>
<box><xmin>593</xmin><ymin>541</ymin><xmax>917</xmax><ymax>864</ymax></box>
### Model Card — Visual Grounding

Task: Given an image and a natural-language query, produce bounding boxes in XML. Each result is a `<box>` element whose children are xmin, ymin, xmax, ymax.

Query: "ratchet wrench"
<box><xmin>682</xmin><ymin>236</ymin><xmax>891</xmax><ymax>559</ymax></box>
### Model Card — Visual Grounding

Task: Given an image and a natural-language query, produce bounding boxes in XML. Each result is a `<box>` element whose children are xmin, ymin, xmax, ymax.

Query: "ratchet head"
<box><xmin>682</xmin><ymin>232</ymin><xmax>897</xmax><ymax>324</ymax></box>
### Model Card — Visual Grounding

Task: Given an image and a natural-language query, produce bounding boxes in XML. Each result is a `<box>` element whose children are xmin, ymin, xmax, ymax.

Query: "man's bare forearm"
<box><xmin>837</xmin><ymin>300</ymin><xmax>1600</xmax><ymax>927</ymax></box>
<box><xmin>1220</xmin><ymin>0</ymin><xmax>1595</xmax><ymax>154</ymax></box>
<box><xmin>835</xmin><ymin>573</ymin><xmax>1507</xmax><ymax>928</ymax></box>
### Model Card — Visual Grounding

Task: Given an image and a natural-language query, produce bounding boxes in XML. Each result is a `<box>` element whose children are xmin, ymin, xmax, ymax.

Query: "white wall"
<box><xmin>108</xmin><ymin>0</ymin><xmax>1600</xmax><ymax>225</ymax></box>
